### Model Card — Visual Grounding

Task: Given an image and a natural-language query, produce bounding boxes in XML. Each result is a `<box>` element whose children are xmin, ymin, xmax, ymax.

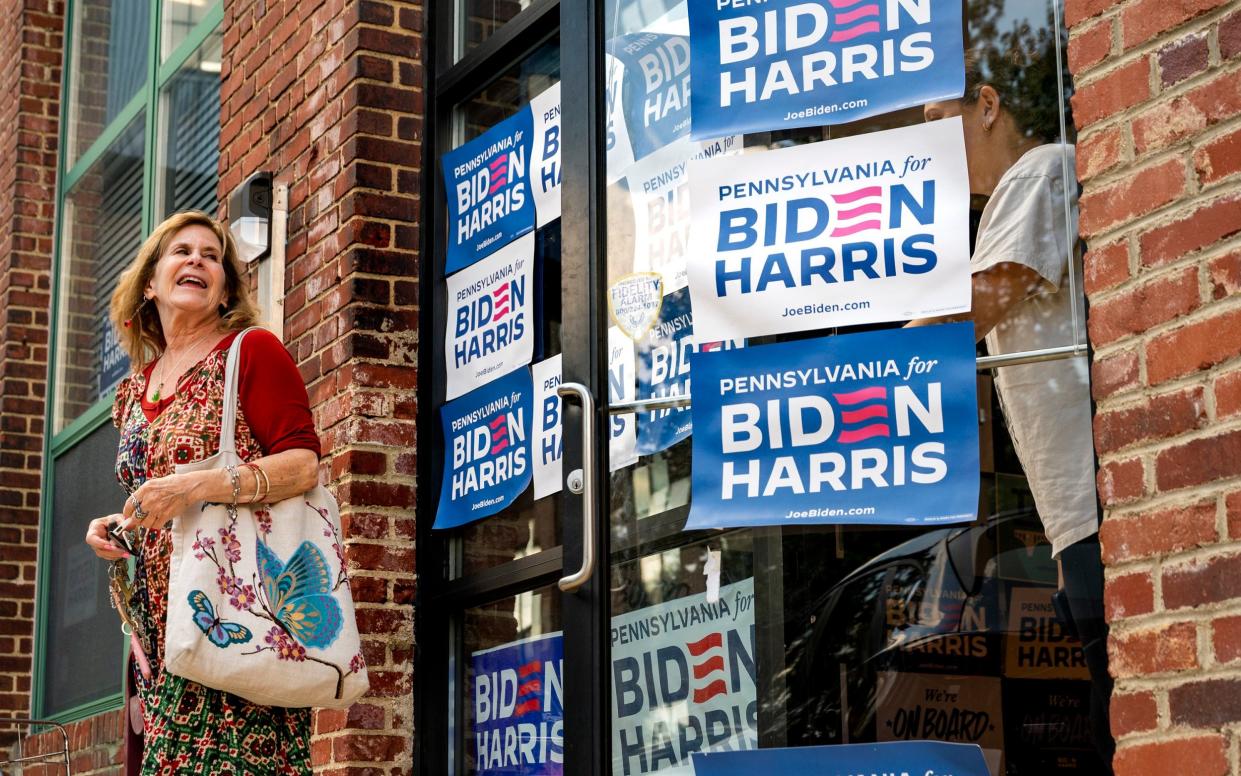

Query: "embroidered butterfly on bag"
<box><xmin>188</xmin><ymin>590</ymin><xmax>254</xmax><ymax>647</ymax></box>
<box><xmin>256</xmin><ymin>539</ymin><xmax>344</xmax><ymax>648</ymax></box>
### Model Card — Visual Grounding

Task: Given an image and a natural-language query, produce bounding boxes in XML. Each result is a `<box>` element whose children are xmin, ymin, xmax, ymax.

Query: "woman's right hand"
<box><xmin>85</xmin><ymin>514</ymin><xmax>131</xmax><ymax>561</ymax></box>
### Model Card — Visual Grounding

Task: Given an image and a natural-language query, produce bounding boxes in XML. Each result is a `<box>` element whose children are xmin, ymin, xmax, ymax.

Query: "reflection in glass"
<box><xmin>161</xmin><ymin>0</ymin><xmax>214</xmax><ymax>60</ymax></box>
<box><xmin>66</xmin><ymin>0</ymin><xmax>149</xmax><ymax>165</ymax></box>
<box><xmin>158</xmin><ymin>29</ymin><xmax>223</xmax><ymax>217</ymax></box>
<box><xmin>41</xmin><ymin>421</ymin><xmax>126</xmax><ymax>715</ymax></box>
<box><xmin>462</xmin><ymin>586</ymin><xmax>562</xmax><ymax>775</ymax></box>
<box><xmin>457</xmin><ymin>0</ymin><xmax>535</xmax><ymax>60</ymax></box>
<box><xmin>55</xmin><ymin>116</ymin><xmax>145</xmax><ymax>431</ymax></box>
<box><xmin>609</xmin><ymin>535</ymin><xmax>758</xmax><ymax>776</ymax></box>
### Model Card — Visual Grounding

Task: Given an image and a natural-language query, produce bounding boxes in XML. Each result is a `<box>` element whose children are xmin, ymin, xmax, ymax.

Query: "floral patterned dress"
<box><xmin>113</xmin><ymin>343</ymin><xmax>312</xmax><ymax>775</ymax></box>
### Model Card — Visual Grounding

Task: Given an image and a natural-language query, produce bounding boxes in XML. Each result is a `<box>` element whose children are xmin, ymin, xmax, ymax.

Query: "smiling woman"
<box><xmin>81</xmin><ymin>210</ymin><xmax>322</xmax><ymax>773</ymax></box>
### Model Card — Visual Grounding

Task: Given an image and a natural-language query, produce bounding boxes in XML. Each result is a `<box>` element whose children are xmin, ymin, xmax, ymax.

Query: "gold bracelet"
<box><xmin>243</xmin><ymin>462</ymin><xmax>271</xmax><ymax>504</ymax></box>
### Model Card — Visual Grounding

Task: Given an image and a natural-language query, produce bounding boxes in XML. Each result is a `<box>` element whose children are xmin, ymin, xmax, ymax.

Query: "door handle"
<box><xmin>556</xmin><ymin>382</ymin><xmax>596</xmax><ymax>592</ymax></box>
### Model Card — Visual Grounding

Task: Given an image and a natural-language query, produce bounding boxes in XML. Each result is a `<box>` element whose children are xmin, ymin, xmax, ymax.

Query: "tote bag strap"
<box><xmin>218</xmin><ymin>327</ymin><xmax>264</xmax><ymax>456</ymax></box>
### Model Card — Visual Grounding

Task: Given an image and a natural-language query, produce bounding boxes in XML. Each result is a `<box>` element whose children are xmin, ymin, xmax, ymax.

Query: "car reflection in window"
<box><xmin>785</xmin><ymin>509</ymin><xmax>1104</xmax><ymax>775</ymax></box>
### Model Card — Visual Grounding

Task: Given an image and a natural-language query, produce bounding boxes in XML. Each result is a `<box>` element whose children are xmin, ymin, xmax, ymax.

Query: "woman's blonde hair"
<box><xmin>109</xmin><ymin>211</ymin><xmax>261</xmax><ymax>370</ymax></box>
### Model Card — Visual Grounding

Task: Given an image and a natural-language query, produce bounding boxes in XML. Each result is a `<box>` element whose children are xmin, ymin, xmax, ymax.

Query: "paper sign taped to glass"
<box><xmin>444</xmin><ymin>233</ymin><xmax>535</xmax><ymax>400</ymax></box>
<box><xmin>442</xmin><ymin>108</ymin><xmax>536</xmax><ymax>274</ymax></box>
<box><xmin>471</xmin><ymin>631</ymin><xmax>564</xmax><ymax>774</ymax></box>
<box><xmin>531</xmin><ymin>354</ymin><xmax>564</xmax><ymax>499</ymax></box>
<box><xmin>686</xmin><ymin>323</ymin><xmax>979</xmax><ymax>529</ymax></box>
<box><xmin>435</xmin><ymin>367</ymin><xmax>533</xmax><ymax>529</ymax></box>
<box><xmin>529</xmin><ymin>78</ymin><xmax>637</xmax><ymax>227</ymax></box>
<box><xmin>692</xmin><ymin>740</ymin><xmax>989</xmax><ymax>776</ymax></box>
<box><xmin>530</xmin><ymin>334</ymin><xmax>640</xmax><ymax>500</ymax></box>
<box><xmin>625</xmin><ymin>135</ymin><xmax>742</xmax><ymax>292</ymax></box>
<box><xmin>608</xmin><ymin>31</ymin><xmax>693</xmax><ymax>162</ymax></box>
<box><xmin>685</xmin><ymin>118</ymin><xmax>971</xmax><ymax>342</ymax></box>
<box><xmin>611</xmin><ymin>579</ymin><xmax>757</xmax><ymax>776</ymax></box>
<box><xmin>636</xmin><ymin>287</ymin><xmax>743</xmax><ymax>456</ymax></box>
<box><xmin>687</xmin><ymin>0</ymin><xmax>965</xmax><ymax>139</ymax></box>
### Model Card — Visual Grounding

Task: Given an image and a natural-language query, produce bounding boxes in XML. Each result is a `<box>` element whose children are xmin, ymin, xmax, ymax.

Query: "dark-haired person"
<box><xmin>912</xmin><ymin>52</ymin><xmax>1114</xmax><ymax>770</ymax></box>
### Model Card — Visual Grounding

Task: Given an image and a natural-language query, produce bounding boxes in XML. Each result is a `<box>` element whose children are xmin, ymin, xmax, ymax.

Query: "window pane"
<box><xmin>457</xmin><ymin>0</ymin><xmax>536</xmax><ymax>61</ymax></box>
<box><xmin>55</xmin><ymin>116</ymin><xmax>145</xmax><ymax>432</ymax></box>
<box><xmin>449</xmin><ymin>38</ymin><xmax>560</xmax><ymax>578</ymax></box>
<box><xmin>161</xmin><ymin>0</ymin><xmax>213</xmax><ymax>61</ymax></box>
<box><xmin>41</xmin><ymin>420</ymin><xmax>127</xmax><ymax>715</ymax></box>
<box><xmin>66</xmin><ymin>0</ymin><xmax>149</xmax><ymax>165</ymax></box>
<box><xmin>596</xmin><ymin>0</ymin><xmax>1108</xmax><ymax>772</ymax></box>
<box><xmin>158</xmin><ymin>28</ymin><xmax>222</xmax><ymax>217</ymax></box>
<box><xmin>462</xmin><ymin>586</ymin><xmax>562</xmax><ymax>775</ymax></box>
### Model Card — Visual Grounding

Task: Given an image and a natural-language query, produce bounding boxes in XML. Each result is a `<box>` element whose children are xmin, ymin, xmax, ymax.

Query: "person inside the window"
<box><xmin>912</xmin><ymin>48</ymin><xmax>1114</xmax><ymax>770</ymax></box>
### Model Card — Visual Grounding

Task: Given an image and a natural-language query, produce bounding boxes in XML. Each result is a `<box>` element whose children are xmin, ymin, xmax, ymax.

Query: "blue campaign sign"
<box><xmin>636</xmin><ymin>287</ymin><xmax>742</xmax><ymax>455</ymax></box>
<box><xmin>692</xmin><ymin>740</ymin><xmax>990</xmax><ymax>776</ymax></box>
<box><xmin>471</xmin><ymin>632</ymin><xmax>564</xmax><ymax>774</ymax></box>
<box><xmin>688</xmin><ymin>0</ymin><xmax>965</xmax><ymax>139</ymax></box>
<box><xmin>443</xmin><ymin>108</ymin><xmax>536</xmax><ymax>274</ymax></box>
<box><xmin>609</xmin><ymin>32</ymin><xmax>692</xmax><ymax>161</ymax></box>
<box><xmin>686</xmin><ymin>323</ymin><xmax>978</xmax><ymax>529</ymax></box>
<box><xmin>436</xmin><ymin>368</ymin><xmax>533</xmax><ymax>530</ymax></box>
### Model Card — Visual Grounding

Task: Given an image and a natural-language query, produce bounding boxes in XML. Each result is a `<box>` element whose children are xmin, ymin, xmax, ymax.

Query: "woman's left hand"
<box><xmin>120</xmin><ymin>472</ymin><xmax>203</xmax><ymax>532</ymax></box>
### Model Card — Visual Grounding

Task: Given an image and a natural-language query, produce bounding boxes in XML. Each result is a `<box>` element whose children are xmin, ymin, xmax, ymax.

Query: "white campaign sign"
<box><xmin>610</xmin><ymin>578</ymin><xmax>757</xmax><ymax>776</ymax></box>
<box><xmin>627</xmin><ymin>135</ymin><xmax>742</xmax><ymax>291</ymax></box>
<box><xmin>532</xmin><ymin>355</ymin><xmax>564</xmax><ymax>498</ymax></box>
<box><xmin>530</xmin><ymin>71</ymin><xmax>636</xmax><ymax>224</ymax></box>
<box><xmin>686</xmin><ymin>118</ymin><xmax>971</xmax><ymax>342</ymax></box>
<box><xmin>605</xmin><ymin>55</ymin><xmax>637</xmax><ymax>182</ymax></box>
<box><xmin>444</xmin><ymin>233</ymin><xmax>536</xmax><ymax>400</ymax></box>
<box><xmin>528</xmin><ymin>334</ymin><xmax>635</xmax><ymax>495</ymax></box>
<box><xmin>530</xmin><ymin>84</ymin><xmax>563</xmax><ymax>227</ymax></box>
<box><xmin>608</xmin><ymin>326</ymin><xmax>639</xmax><ymax>471</ymax></box>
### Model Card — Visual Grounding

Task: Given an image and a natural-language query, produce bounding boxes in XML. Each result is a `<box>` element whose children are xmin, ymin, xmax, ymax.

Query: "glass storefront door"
<box><xmin>421</xmin><ymin>1</ymin><xmax>1110</xmax><ymax>773</ymax></box>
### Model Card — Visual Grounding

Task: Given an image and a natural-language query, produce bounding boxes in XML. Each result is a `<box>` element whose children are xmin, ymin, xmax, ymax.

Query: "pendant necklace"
<box><xmin>150</xmin><ymin>328</ymin><xmax>216</xmax><ymax>403</ymax></box>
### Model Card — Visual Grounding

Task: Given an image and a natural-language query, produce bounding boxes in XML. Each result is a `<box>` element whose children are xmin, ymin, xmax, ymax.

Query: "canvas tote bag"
<box><xmin>164</xmin><ymin>328</ymin><xmax>368</xmax><ymax>708</ymax></box>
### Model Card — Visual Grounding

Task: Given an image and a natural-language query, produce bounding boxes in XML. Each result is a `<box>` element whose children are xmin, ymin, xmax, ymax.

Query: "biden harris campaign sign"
<box><xmin>471</xmin><ymin>632</ymin><xmax>564</xmax><ymax>774</ymax></box>
<box><xmin>688</xmin><ymin>0</ymin><xmax>964</xmax><ymax>139</ymax></box>
<box><xmin>436</xmin><ymin>368</ymin><xmax>533</xmax><ymax>530</ymax></box>
<box><xmin>610</xmin><ymin>32</ymin><xmax>694</xmax><ymax>161</ymax></box>
<box><xmin>692</xmin><ymin>741</ymin><xmax>989</xmax><ymax>776</ymax></box>
<box><xmin>612</xmin><ymin>579</ymin><xmax>757</xmax><ymax>776</ymax></box>
<box><xmin>445</xmin><ymin>233</ymin><xmax>535</xmax><ymax>401</ymax></box>
<box><xmin>637</xmin><ymin>287</ymin><xmax>743</xmax><ymax>455</ymax></box>
<box><xmin>443</xmin><ymin>108</ymin><xmax>536</xmax><ymax>274</ymax></box>
<box><xmin>626</xmin><ymin>135</ymin><xmax>741</xmax><ymax>292</ymax></box>
<box><xmin>686</xmin><ymin>118</ymin><xmax>970</xmax><ymax>342</ymax></box>
<box><xmin>686</xmin><ymin>323</ymin><xmax>978</xmax><ymax>530</ymax></box>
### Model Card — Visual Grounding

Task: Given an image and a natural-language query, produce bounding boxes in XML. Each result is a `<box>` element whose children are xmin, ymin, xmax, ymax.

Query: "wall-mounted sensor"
<box><xmin>228</xmin><ymin>171</ymin><xmax>273</xmax><ymax>263</ymax></box>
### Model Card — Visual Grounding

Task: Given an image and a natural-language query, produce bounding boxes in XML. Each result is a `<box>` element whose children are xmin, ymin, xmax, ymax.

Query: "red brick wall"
<box><xmin>0</xmin><ymin>0</ymin><xmax>61</xmax><ymax>732</ymax></box>
<box><xmin>18</xmin><ymin>711</ymin><xmax>124</xmax><ymax>774</ymax></box>
<box><xmin>1070</xmin><ymin>0</ymin><xmax>1241</xmax><ymax>772</ymax></box>
<box><xmin>220</xmin><ymin>0</ymin><xmax>422</xmax><ymax>772</ymax></box>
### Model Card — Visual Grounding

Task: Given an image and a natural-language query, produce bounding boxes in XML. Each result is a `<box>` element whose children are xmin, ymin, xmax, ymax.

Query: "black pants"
<box><xmin>1057</xmin><ymin>535</ymin><xmax>1115</xmax><ymax>773</ymax></box>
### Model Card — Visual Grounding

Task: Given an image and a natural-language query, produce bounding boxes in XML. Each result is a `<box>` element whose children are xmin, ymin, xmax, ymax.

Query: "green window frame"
<box><xmin>33</xmin><ymin>0</ymin><xmax>224</xmax><ymax>723</ymax></box>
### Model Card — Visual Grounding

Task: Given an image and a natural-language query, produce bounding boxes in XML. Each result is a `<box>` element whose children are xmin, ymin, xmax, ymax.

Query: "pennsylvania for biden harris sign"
<box><xmin>686</xmin><ymin>323</ymin><xmax>978</xmax><ymax>530</ymax></box>
<box><xmin>436</xmin><ymin>368</ymin><xmax>533</xmax><ymax>530</ymax></box>
<box><xmin>443</xmin><ymin>108</ymin><xmax>536</xmax><ymax>274</ymax></box>
<box><xmin>686</xmin><ymin>118</ymin><xmax>970</xmax><ymax>342</ymax></box>
<box><xmin>688</xmin><ymin>0</ymin><xmax>964</xmax><ymax>139</ymax></box>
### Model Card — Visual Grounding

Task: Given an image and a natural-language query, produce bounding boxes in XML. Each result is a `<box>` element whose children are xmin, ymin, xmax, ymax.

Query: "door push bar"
<box><xmin>556</xmin><ymin>382</ymin><xmax>596</xmax><ymax>592</ymax></box>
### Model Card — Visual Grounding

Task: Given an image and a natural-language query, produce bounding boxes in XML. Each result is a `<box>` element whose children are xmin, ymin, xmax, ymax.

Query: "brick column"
<box><xmin>220</xmin><ymin>0</ymin><xmax>421</xmax><ymax>771</ymax></box>
<box><xmin>1069</xmin><ymin>0</ymin><xmax>1241</xmax><ymax>773</ymax></box>
<box><xmin>0</xmin><ymin>0</ymin><xmax>61</xmax><ymax>729</ymax></box>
